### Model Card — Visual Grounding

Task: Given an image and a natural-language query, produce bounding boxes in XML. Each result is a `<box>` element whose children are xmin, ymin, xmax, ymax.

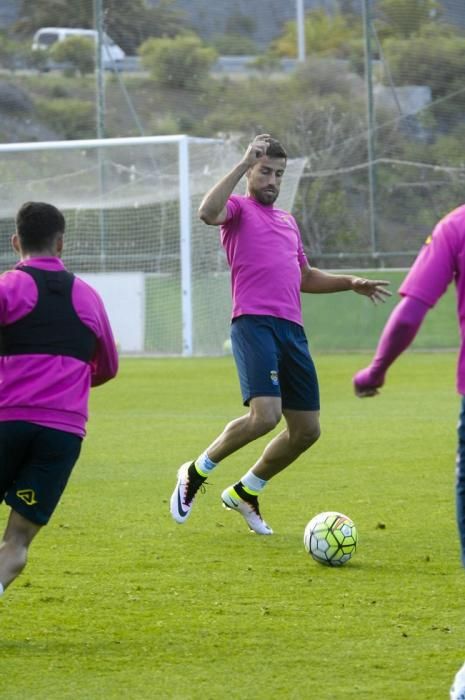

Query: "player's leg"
<box><xmin>206</xmin><ymin>396</ymin><xmax>282</xmax><ymax>463</ymax></box>
<box><xmin>0</xmin><ymin>509</ymin><xmax>41</xmax><ymax>593</ymax></box>
<box><xmin>222</xmin><ymin>321</ymin><xmax>320</xmax><ymax>534</ymax></box>
<box><xmin>220</xmin><ymin>410</ymin><xmax>319</xmax><ymax>535</ymax></box>
<box><xmin>455</xmin><ymin>396</ymin><xmax>465</xmax><ymax>566</ymax></box>
<box><xmin>250</xmin><ymin>408</ymin><xmax>320</xmax><ymax>480</ymax></box>
<box><xmin>170</xmin><ymin>315</ymin><xmax>282</xmax><ymax>524</ymax></box>
<box><xmin>0</xmin><ymin>423</ymin><xmax>81</xmax><ymax>594</ymax></box>
<box><xmin>170</xmin><ymin>397</ymin><xmax>281</xmax><ymax>525</ymax></box>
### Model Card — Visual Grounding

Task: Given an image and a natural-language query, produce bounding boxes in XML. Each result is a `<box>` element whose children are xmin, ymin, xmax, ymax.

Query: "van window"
<box><xmin>36</xmin><ymin>32</ymin><xmax>59</xmax><ymax>48</ymax></box>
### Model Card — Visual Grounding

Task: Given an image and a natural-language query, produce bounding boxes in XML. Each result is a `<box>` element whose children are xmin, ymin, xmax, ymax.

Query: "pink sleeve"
<box><xmin>89</xmin><ymin>301</ymin><xmax>119</xmax><ymax>387</ymax></box>
<box><xmin>0</xmin><ymin>270</ymin><xmax>37</xmax><ymax>324</ymax></box>
<box><xmin>72</xmin><ymin>280</ymin><xmax>118</xmax><ymax>387</ymax></box>
<box><xmin>224</xmin><ymin>195</ymin><xmax>242</xmax><ymax>224</ymax></box>
<box><xmin>353</xmin><ymin>296</ymin><xmax>429</xmax><ymax>390</ymax></box>
<box><xmin>399</xmin><ymin>219</ymin><xmax>458</xmax><ymax>306</ymax></box>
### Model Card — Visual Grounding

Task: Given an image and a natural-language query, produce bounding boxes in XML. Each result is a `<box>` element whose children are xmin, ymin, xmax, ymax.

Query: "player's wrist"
<box><xmin>350</xmin><ymin>276</ymin><xmax>362</xmax><ymax>291</ymax></box>
<box><xmin>238</xmin><ymin>158</ymin><xmax>253</xmax><ymax>173</ymax></box>
<box><xmin>354</xmin><ymin>366</ymin><xmax>384</xmax><ymax>389</ymax></box>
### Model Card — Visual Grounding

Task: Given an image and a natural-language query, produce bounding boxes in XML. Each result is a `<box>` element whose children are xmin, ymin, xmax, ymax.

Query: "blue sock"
<box><xmin>194</xmin><ymin>451</ymin><xmax>217</xmax><ymax>477</ymax></box>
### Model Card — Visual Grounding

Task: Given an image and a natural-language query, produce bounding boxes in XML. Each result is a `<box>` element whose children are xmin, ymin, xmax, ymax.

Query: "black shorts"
<box><xmin>230</xmin><ymin>315</ymin><xmax>320</xmax><ymax>411</ymax></box>
<box><xmin>0</xmin><ymin>421</ymin><xmax>82</xmax><ymax>526</ymax></box>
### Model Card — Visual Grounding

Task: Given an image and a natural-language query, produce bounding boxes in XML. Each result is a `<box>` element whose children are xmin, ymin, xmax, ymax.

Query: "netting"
<box><xmin>0</xmin><ymin>137</ymin><xmax>305</xmax><ymax>355</ymax></box>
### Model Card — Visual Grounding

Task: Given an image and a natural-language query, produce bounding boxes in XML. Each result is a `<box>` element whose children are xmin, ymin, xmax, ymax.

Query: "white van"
<box><xmin>32</xmin><ymin>27</ymin><xmax>125</xmax><ymax>70</ymax></box>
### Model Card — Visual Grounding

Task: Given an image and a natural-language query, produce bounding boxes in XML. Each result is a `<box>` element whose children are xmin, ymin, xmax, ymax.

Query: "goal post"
<box><xmin>0</xmin><ymin>135</ymin><xmax>305</xmax><ymax>356</ymax></box>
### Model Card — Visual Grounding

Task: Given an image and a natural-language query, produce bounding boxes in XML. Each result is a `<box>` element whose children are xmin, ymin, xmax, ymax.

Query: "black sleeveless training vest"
<box><xmin>0</xmin><ymin>265</ymin><xmax>97</xmax><ymax>362</ymax></box>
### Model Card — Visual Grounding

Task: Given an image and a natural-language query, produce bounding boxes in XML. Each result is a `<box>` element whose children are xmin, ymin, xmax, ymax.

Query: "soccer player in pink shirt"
<box><xmin>170</xmin><ymin>134</ymin><xmax>390</xmax><ymax>534</ymax></box>
<box><xmin>0</xmin><ymin>201</ymin><xmax>118</xmax><ymax>596</ymax></box>
<box><xmin>353</xmin><ymin>204</ymin><xmax>465</xmax><ymax>566</ymax></box>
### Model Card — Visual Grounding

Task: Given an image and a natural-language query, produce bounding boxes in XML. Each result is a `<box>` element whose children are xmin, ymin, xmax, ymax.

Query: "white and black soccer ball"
<box><xmin>304</xmin><ymin>511</ymin><xmax>358</xmax><ymax>566</ymax></box>
<box><xmin>451</xmin><ymin>661</ymin><xmax>465</xmax><ymax>700</ymax></box>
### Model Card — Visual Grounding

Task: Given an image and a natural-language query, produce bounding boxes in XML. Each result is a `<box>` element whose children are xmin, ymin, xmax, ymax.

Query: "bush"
<box><xmin>50</xmin><ymin>36</ymin><xmax>95</xmax><ymax>76</ymax></box>
<box><xmin>0</xmin><ymin>82</ymin><xmax>33</xmax><ymax>114</ymax></box>
<box><xmin>139</xmin><ymin>34</ymin><xmax>217</xmax><ymax>89</ymax></box>
<box><xmin>0</xmin><ymin>34</ymin><xmax>31</xmax><ymax>71</ymax></box>
<box><xmin>35</xmin><ymin>98</ymin><xmax>94</xmax><ymax>139</ymax></box>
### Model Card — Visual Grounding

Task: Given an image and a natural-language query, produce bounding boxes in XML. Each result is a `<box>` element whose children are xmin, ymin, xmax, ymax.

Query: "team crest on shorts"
<box><xmin>270</xmin><ymin>370</ymin><xmax>279</xmax><ymax>386</ymax></box>
<box><xmin>16</xmin><ymin>489</ymin><xmax>38</xmax><ymax>506</ymax></box>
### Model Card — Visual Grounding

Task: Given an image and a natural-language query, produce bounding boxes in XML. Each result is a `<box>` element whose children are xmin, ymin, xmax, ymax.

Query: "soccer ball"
<box><xmin>304</xmin><ymin>511</ymin><xmax>358</xmax><ymax>566</ymax></box>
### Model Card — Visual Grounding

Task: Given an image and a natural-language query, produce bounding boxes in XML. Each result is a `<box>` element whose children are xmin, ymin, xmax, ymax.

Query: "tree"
<box><xmin>139</xmin><ymin>34</ymin><xmax>217</xmax><ymax>89</ymax></box>
<box><xmin>382</xmin><ymin>25</ymin><xmax>465</xmax><ymax>127</ymax></box>
<box><xmin>15</xmin><ymin>0</ymin><xmax>93</xmax><ymax>35</ymax></box>
<box><xmin>272</xmin><ymin>9</ymin><xmax>361</xmax><ymax>59</ymax></box>
<box><xmin>15</xmin><ymin>0</ymin><xmax>187</xmax><ymax>54</ymax></box>
<box><xmin>376</xmin><ymin>0</ymin><xmax>441</xmax><ymax>38</ymax></box>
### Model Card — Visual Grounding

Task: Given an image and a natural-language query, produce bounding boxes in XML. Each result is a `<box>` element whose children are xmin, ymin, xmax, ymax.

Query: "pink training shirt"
<box><xmin>220</xmin><ymin>194</ymin><xmax>308</xmax><ymax>325</ymax></box>
<box><xmin>399</xmin><ymin>204</ymin><xmax>465</xmax><ymax>394</ymax></box>
<box><xmin>0</xmin><ymin>257</ymin><xmax>118</xmax><ymax>437</ymax></box>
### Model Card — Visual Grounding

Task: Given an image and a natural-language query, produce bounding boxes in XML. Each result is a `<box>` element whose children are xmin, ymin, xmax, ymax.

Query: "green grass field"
<box><xmin>1</xmin><ymin>353</ymin><xmax>465</xmax><ymax>699</ymax></box>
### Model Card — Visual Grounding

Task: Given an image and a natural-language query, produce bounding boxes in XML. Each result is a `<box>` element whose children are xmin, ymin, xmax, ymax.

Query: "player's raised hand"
<box><xmin>352</xmin><ymin>277</ymin><xmax>392</xmax><ymax>305</ymax></box>
<box><xmin>242</xmin><ymin>134</ymin><xmax>271</xmax><ymax>167</ymax></box>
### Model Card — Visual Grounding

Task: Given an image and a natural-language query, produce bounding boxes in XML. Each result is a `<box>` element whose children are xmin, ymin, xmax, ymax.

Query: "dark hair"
<box><xmin>265</xmin><ymin>137</ymin><xmax>287</xmax><ymax>160</ymax></box>
<box><xmin>16</xmin><ymin>201</ymin><xmax>65</xmax><ymax>252</ymax></box>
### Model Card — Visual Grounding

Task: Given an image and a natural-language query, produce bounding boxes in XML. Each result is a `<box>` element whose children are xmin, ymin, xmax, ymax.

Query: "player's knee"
<box><xmin>293</xmin><ymin>423</ymin><xmax>321</xmax><ymax>452</ymax></box>
<box><xmin>250</xmin><ymin>411</ymin><xmax>281</xmax><ymax>437</ymax></box>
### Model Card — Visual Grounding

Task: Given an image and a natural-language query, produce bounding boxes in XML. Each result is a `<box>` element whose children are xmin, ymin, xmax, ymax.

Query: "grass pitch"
<box><xmin>1</xmin><ymin>353</ymin><xmax>464</xmax><ymax>699</ymax></box>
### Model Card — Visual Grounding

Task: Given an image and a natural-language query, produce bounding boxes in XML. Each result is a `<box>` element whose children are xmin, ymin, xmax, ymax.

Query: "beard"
<box><xmin>250</xmin><ymin>187</ymin><xmax>279</xmax><ymax>205</ymax></box>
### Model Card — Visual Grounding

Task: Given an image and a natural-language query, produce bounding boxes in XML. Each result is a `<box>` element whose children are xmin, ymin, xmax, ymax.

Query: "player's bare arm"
<box><xmin>300</xmin><ymin>266</ymin><xmax>391</xmax><ymax>304</ymax></box>
<box><xmin>198</xmin><ymin>134</ymin><xmax>272</xmax><ymax>225</ymax></box>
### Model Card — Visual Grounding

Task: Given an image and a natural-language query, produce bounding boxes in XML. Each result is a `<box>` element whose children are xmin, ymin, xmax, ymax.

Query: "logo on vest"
<box><xmin>16</xmin><ymin>489</ymin><xmax>38</xmax><ymax>506</ymax></box>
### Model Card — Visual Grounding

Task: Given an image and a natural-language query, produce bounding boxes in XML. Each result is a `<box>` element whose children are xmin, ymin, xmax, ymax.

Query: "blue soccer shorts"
<box><xmin>230</xmin><ymin>314</ymin><xmax>320</xmax><ymax>411</ymax></box>
<box><xmin>0</xmin><ymin>421</ymin><xmax>82</xmax><ymax>526</ymax></box>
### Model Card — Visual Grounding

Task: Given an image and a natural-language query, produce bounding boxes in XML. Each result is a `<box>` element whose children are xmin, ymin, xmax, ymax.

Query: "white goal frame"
<box><xmin>0</xmin><ymin>134</ymin><xmax>220</xmax><ymax>356</ymax></box>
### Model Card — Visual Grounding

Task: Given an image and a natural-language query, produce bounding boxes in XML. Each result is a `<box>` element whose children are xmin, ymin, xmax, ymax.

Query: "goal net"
<box><xmin>0</xmin><ymin>136</ymin><xmax>305</xmax><ymax>355</ymax></box>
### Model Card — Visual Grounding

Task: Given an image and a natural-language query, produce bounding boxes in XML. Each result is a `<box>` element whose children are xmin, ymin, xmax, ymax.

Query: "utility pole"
<box><xmin>94</xmin><ymin>0</ymin><xmax>107</xmax><ymax>270</ymax></box>
<box><xmin>296</xmin><ymin>0</ymin><xmax>306</xmax><ymax>63</ymax></box>
<box><xmin>362</xmin><ymin>0</ymin><xmax>378</xmax><ymax>258</ymax></box>
<box><xmin>94</xmin><ymin>0</ymin><xmax>105</xmax><ymax>140</ymax></box>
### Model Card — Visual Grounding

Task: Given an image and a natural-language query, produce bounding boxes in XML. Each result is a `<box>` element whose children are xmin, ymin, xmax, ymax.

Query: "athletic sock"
<box><xmin>238</xmin><ymin>469</ymin><xmax>268</xmax><ymax>497</ymax></box>
<box><xmin>193</xmin><ymin>451</ymin><xmax>217</xmax><ymax>478</ymax></box>
<box><xmin>0</xmin><ymin>582</ymin><xmax>4</xmax><ymax>596</ymax></box>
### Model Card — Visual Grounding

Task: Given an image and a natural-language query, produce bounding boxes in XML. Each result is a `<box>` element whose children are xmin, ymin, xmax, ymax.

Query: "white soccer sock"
<box><xmin>194</xmin><ymin>451</ymin><xmax>218</xmax><ymax>477</ymax></box>
<box><xmin>241</xmin><ymin>469</ymin><xmax>267</xmax><ymax>496</ymax></box>
<box><xmin>0</xmin><ymin>582</ymin><xmax>4</xmax><ymax>596</ymax></box>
